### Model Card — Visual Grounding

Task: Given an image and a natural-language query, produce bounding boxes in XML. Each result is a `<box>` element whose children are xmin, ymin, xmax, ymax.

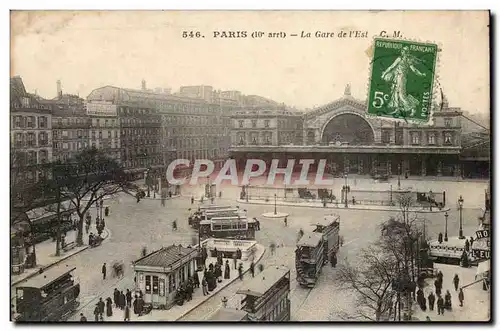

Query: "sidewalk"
<box><xmin>412</xmin><ymin>263</ymin><xmax>490</xmax><ymax>322</ymax></box>
<box><xmin>236</xmin><ymin>199</ymin><xmax>450</xmax><ymax>214</ymax></box>
<box><xmin>95</xmin><ymin>244</ymin><xmax>266</xmax><ymax>322</ymax></box>
<box><xmin>11</xmin><ymin>224</ymin><xmax>110</xmax><ymax>287</ymax></box>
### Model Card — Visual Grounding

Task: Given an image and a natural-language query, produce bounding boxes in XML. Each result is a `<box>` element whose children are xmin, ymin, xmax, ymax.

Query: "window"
<box><xmin>62</xmin><ymin>130</ymin><xmax>68</xmax><ymax>138</ymax></box>
<box><xmin>21</xmin><ymin>97</ymin><xmax>30</xmax><ymax>108</ymax></box>
<box><xmin>238</xmin><ymin>120</ymin><xmax>244</xmax><ymax>128</ymax></box>
<box><xmin>27</xmin><ymin>116</ymin><xmax>34</xmax><ymax>128</ymax></box>
<box><xmin>108</xmin><ymin>130</ymin><xmax>112</xmax><ymax>139</ymax></box>
<box><xmin>444</xmin><ymin>132</ymin><xmax>453</xmax><ymax>145</ymax></box>
<box><xmin>39</xmin><ymin>116</ymin><xmax>47</xmax><ymax>128</ymax></box>
<box><xmin>14</xmin><ymin>116</ymin><xmax>22</xmax><ymax>128</ymax></box>
<box><xmin>15</xmin><ymin>133</ymin><xmax>23</xmax><ymax>147</ymax></box>
<box><xmin>444</xmin><ymin>118</ymin><xmax>452</xmax><ymax>127</ymax></box>
<box><xmin>99</xmin><ymin>131</ymin><xmax>103</xmax><ymax>139</ymax></box>
<box><xmin>427</xmin><ymin>132</ymin><xmax>436</xmax><ymax>145</ymax></box>
<box><xmin>145</xmin><ymin>275</ymin><xmax>151</xmax><ymax>294</ymax></box>
<box><xmin>152</xmin><ymin>276</ymin><xmax>159</xmax><ymax>294</ymax></box>
<box><xmin>411</xmin><ymin>132</ymin><xmax>420</xmax><ymax>145</ymax></box>
<box><xmin>251</xmin><ymin>120</ymin><xmax>257</xmax><ymax>128</ymax></box>
<box><xmin>39</xmin><ymin>132</ymin><xmax>47</xmax><ymax>145</ymax></box>
<box><xmin>381</xmin><ymin>130</ymin><xmax>391</xmax><ymax>144</ymax></box>
<box><xmin>27</xmin><ymin>133</ymin><xmax>35</xmax><ymax>147</ymax></box>
<box><xmin>264</xmin><ymin>119</ymin><xmax>270</xmax><ymax>128</ymax></box>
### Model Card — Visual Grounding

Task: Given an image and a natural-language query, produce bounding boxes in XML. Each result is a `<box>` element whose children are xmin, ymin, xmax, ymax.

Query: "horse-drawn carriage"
<box><xmin>112</xmin><ymin>262</ymin><xmax>125</xmax><ymax>278</ymax></box>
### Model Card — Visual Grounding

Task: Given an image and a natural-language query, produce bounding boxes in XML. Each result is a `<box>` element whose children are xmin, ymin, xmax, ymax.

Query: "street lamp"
<box><xmin>458</xmin><ymin>195</ymin><xmax>464</xmax><ymax>239</ymax></box>
<box><xmin>397</xmin><ymin>164</ymin><xmax>401</xmax><ymax>190</ymax></box>
<box><xmin>343</xmin><ymin>173</ymin><xmax>349</xmax><ymax>208</ymax></box>
<box><xmin>274</xmin><ymin>193</ymin><xmax>277</xmax><ymax>215</ymax></box>
<box><xmin>444</xmin><ymin>211</ymin><xmax>449</xmax><ymax>242</ymax></box>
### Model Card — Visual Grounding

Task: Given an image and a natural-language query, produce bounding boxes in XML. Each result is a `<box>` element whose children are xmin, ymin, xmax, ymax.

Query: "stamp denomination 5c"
<box><xmin>368</xmin><ymin>38</ymin><xmax>438</xmax><ymax>123</ymax></box>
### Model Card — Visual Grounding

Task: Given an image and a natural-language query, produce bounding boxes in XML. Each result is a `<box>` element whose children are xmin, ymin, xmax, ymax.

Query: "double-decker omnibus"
<box><xmin>15</xmin><ymin>266</ymin><xmax>80</xmax><ymax>322</ymax></box>
<box><xmin>189</xmin><ymin>207</ymin><xmax>245</xmax><ymax>229</ymax></box>
<box><xmin>237</xmin><ymin>265</ymin><xmax>291</xmax><ymax>321</ymax></box>
<box><xmin>199</xmin><ymin>216</ymin><xmax>258</xmax><ymax>240</ymax></box>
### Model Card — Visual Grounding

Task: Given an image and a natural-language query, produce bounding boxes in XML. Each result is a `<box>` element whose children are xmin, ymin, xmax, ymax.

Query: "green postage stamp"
<box><xmin>367</xmin><ymin>38</ymin><xmax>438</xmax><ymax>123</ymax></box>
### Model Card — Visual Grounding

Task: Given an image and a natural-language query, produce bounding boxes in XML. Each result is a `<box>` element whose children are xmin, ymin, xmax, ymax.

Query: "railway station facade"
<box><xmin>230</xmin><ymin>85</ymin><xmax>487</xmax><ymax>178</ymax></box>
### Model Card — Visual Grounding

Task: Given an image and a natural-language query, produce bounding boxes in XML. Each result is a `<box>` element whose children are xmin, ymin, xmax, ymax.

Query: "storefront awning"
<box><xmin>476</xmin><ymin>259</ymin><xmax>490</xmax><ymax>277</ymax></box>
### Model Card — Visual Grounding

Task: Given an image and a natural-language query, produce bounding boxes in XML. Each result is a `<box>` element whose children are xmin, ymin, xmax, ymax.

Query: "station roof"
<box><xmin>297</xmin><ymin>232</ymin><xmax>323</xmax><ymax>248</ymax></box>
<box><xmin>18</xmin><ymin>266</ymin><xmax>76</xmax><ymax>289</ymax></box>
<box><xmin>134</xmin><ymin>245</ymin><xmax>197</xmax><ymax>268</ymax></box>
<box><xmin>207</xmin><ymin>308</ymin><xmax>248</xmax><ymax>321</ymax></box>
<box><xmin>236</xmin><ymin>265</ymin><xmax>289</xmax><ymax>297</ymax></box>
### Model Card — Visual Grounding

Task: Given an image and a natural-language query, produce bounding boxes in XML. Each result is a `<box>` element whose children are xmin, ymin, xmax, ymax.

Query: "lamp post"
<box><xmin>458</xmin><ymin>195</ymin><xmax>464</xmax><ymax>239</ymax></box>
<box><xmin>444</xmin><ymin>211</ymin><xmax>449</xmax><ymax>242</ymax></box>
<box><xmin>344</xmin><ymin>173</ymin><xmax>349</xmax><ymax>208</ymax></box>
<box><xmin>397</xmin><ymin>164</ymin><xmax>401</xmax><ymax>190</ymax></box>
<box><xmin>274</xmin><ymin>193</ymin><xmax>277</xmax><ymax>215</ymax></box>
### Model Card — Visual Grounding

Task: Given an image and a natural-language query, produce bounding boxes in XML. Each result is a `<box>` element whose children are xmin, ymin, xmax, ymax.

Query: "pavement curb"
<box><xmin>236</xmin><ymin>199</ymin><xmax>451</xmax><ymax>214</ymax></box>
<box><xmin>11</xmin><ymin>228</ymin><xmax>111</xmax><ymax>287</ymax></box>
<box><xmin>175</xmin><ymin>245</ymin><xmax>267</xmax><ymax>321</ymax></box>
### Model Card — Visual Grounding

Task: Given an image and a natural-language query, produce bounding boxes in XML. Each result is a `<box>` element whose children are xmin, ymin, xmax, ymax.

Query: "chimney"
<box><xmin>57</xmin><ymin>80</ymin><xmax>62</xmax><ymax>98</ymax></box>
<box><xmin>141</xmin><ymin>79</ymin><xmax>146</xmax><ymax>91</ymax></box>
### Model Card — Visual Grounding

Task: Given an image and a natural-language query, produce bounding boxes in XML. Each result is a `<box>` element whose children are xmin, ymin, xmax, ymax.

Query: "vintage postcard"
<box><xmin>10</xmin><ymin>11</ymin><xmax>490</xmax><ymax>323</ymax></box>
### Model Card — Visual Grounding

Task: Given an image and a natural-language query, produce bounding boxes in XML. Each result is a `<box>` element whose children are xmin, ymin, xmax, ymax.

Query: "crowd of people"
<box><xmin>419</xmin><ymin>271</ymin><xmax>466</xmax><ymax>321</ymax></box>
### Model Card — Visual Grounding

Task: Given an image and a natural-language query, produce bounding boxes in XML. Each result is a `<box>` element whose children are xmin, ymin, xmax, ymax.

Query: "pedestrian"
<box><xmin>458</xmin><ymin>288</ymin><xmax>464</xmax><ymax>307</ymax></box>
<box><xmin>250</xmin><ymin>260</ymin><xmax>255</xmax><ymax>278</ymax></box>
<box><xmin>284</xmin><ymin>217</ymin><xmax>288</xmax><ymax>227</ymax></box>
<box><xmin>232</xmin><ymin>251</ymin><xmax>237</xmax><ymax>269</ymax></box>
<box><xmin>173</xmin><ymin>219</ymin><xmax>177</xmax><ymax>231</ymax></box>
<box><xmin>330</xmin><ymin>254</ymin><xmax>337</xmax><ymax>268</ymax></box>
<box><xmin>80</xmin><ymin>313</ymin><xmax>87</xmax><ymax>322</ymax></box>
<box><xmin>352</xmin><ymin>197</ymin><xmax>356</xmax><ymax>205</ymax></box>
<box><xmin>238</xmin><ymin>263</ymin><xmax>244</xmax><ymax>281</ymax></box>
<box><xmin>105</xmin><ymin>206</ymin><xmax>109</xmax><ymax>217</ymax></box>
<box><xmin>428</xmin><ymin>292</ymin><xmax>435</xmax><ymax>311</ymax></box>
<box><xmin>453</xmin><ymin>274</ymin><xmax>460</xmax><ymax>291</ymax></box>
<box><xmin>193</xmin><ymin>270</ymin><xmax>200</xmax><ymax>288</ymax></box>
<box><xmin>237</xmin><ymin>248</ymin><xmax>242</xmax><ymax>260</ymax></box>
<box><xmin>437</xmin><ymin>296</ymin><xmax>444</xmax><ymax>315</ymax></box>
<box><xmin>434</xmin><ymin>279</ymin><xmax>442</xmax><ymax>296</ymax></box>
<box><xmin>186</xmin><ymin>281</ymin><xmax>193</xmax><ymax>301</ymax></box>
<box><xmin>133</xmin><ymin>295</ymin><xmax>139</xmax><ymax>315</ymax></box>
<box><xmin>270</xmin><ymin>242</ymin><xmax>276</xmax><ymax>256</ymax></box>
<box><xmin>224</xmin><ymin>260</ymin><xmax>231</xmax><ymax>279</ymax></box>
<box><xmin>102</xmin><ymin>263</ymin><xmax>107</xmax><ymax>280</ymax></box>
<box><xmin>126</xmin><ymin>289</ymin><xmax>132</xmax><ymax>307</ymax></box>
<box><xmin>202</xmin><ymin>278</ymin><xmax>209</xmax><ymax>296</ymax></box>
<box><xmin>211</xmin><ymin>196</ymin><xmax>214</xmax><ymax>204</ymax></box>
<box><xmin>222</xmin><ymin>296</ymin><xmax>228</xmax><ymax>308</ymax></box>
<box><xmin>191</xmin><ymin>196</ymin><xmax>194</xmax><ymax>204</ymax></box>
<box><xmin>426</xmin><ymin>316</ymin><xmax>431</xmax><ymax>322</ymax></box>
<box><xmin>106</xmin><ymin>297</ymin><xmax>113</xmax><ymax>317</ymax></box>
<box><xmin>85</xmin><ymin>223</ymin><xmax>90</xmax><ymax>234</ymax></box>
<box><xmin>97</xmin><ymin>297</ymin><xmax>105</xmax><ymax>318</ymax></box>
<box><xmin>464</xmin><ymin>239</ymin><xmax>470</xmax><ymax>251</ymax></box>
<box><xmin>124</xmin><ymin>305</ymin><xmax>130</xmax><ymax>321</ymax></box>
<box><xmin>94</xmin><ymin>305</ymin><xmax>100</xmax><ymax>321</ymax></box>
<box><xmin>120</xmin><ymin>291</ymin><xmax>126</xmax><ymax>310</ymax></box>
<box><xmin>113</xmin><ymin>288</ymin><xmax>119</xmax><ymax>307</ymax></box>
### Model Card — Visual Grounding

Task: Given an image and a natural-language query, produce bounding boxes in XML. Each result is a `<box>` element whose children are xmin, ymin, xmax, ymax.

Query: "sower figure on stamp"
<box><xmin>381</xmin><ymin>46</ymin><xmax>426</xmax><ymax>117</ymax></box>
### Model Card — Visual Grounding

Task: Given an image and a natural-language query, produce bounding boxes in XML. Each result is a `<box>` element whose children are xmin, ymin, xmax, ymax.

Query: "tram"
<box><xmin>295</xmin><ymin>214</ymin><xmax>340</xmax><ymax>287</ymax></box>
<box><xmin>199</xmin><ymin>216</ymin><xmax>258</xmax><ymax>240</ymax></box>
<box><xmin>237</xmin><ymin>266</ymin><xmax>291</xmax><ymax>321</ymax></box>
<box><xmin>189</xmin><ymin>207</ymin><xmax>245</xmax><ymax>229</ymax></box>
<box><xmin>14</xmin><ymin>266</ymin><xmax>80</xmax><ymax>322</ymax></box>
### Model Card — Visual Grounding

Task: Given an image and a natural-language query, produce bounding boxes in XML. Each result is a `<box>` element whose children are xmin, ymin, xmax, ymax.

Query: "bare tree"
<box><xmin>336</xmin><ymin>245</ymin><xmax>399</xmax><ymax>321</ymax></box>
<box><xmin>53</xmin><ymin>148</ymin><xmax>137</xmax><ymax>246</ymax></box>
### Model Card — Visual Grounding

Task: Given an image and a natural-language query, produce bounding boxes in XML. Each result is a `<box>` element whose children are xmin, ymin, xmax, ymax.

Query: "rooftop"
<box><xmin>18</xmin><ymin>266</ymin><xmax>76</xmax><ymax>289</ymax></box>
<box><xmin>134</xmin><ymin>245</ymin><xmax>197</xmax><ymax>268</ymax></box>
<box><xmin>311</xmin><ymin>214</ymin><xmax>340</xmax><ymax>227</ymax></box>
<box><xmin>236</xmin><ymin>265</ymin><xmax>289</xmax><ymax>297</ymax></box>
<box><xmin>297</xmin><ymin>232</ymin><xmax>323</xmax><ymax>248</ymax></box>
<box><xmin>207</xmin><ymin>308</ymin><xmax>248</xmax><ymax>321</ymax></box>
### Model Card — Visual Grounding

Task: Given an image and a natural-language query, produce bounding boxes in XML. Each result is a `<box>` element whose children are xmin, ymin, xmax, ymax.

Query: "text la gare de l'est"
<box><xmin>212</xmin><ymin>30</ymin><xmax>368</xmax><ymax>39</ymax></box>
<box><xmin>166</xmin><ymin>159</ymin><xmax>337</xmax><ymax>186</ymax></box>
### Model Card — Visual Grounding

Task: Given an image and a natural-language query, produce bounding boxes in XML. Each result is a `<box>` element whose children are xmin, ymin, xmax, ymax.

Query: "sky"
<box><xmin>10</xmin><ymin>10</ymin><xmax>490</xmax><ymax>114</ymax></box>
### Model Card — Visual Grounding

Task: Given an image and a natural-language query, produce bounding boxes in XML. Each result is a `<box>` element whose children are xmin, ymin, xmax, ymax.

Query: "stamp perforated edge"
<box><xmin>365</xmin><ymin>36</ymin><xmax>443</xmax><ymax>127</ymax></box>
